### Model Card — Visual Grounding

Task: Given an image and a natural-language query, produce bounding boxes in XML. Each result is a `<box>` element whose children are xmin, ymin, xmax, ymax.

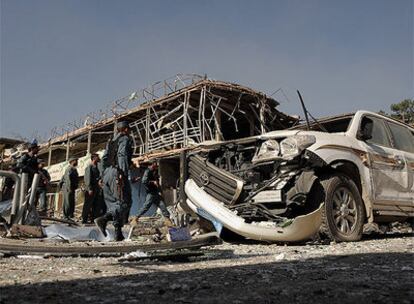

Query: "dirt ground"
<box><xmin>0</xmin><ymin>234</ymin><xmax>413</xmax><ymax>304</ymax></box>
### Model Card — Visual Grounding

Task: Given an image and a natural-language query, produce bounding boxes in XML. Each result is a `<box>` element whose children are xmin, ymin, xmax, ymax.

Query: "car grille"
<box><xmin>188</xmin><ymin>155</ymin><xmax>244</xmax><ymax>205</ymax></box>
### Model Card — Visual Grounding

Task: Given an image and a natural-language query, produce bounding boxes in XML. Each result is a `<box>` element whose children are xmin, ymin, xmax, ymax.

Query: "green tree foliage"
<box><xmin>381</xmin><ymin>99</ymin><xmax>414</xmax><ymax>126</ymax></box>
<box><xmin>390</xmin><ymin>99</ymin><xmax>414</xmax><ymax>124</ymax></box>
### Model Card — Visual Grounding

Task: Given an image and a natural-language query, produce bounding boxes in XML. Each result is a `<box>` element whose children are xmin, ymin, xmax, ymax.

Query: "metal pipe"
<box><xmin>183</xmin><ymin>92</ymin><xmax>188</xmax><ymax>146</ymax></box>
<box><xmin>19</xmin><ymin>173</ymin><xmax>28</xmax><ymax>210</ymax></box>
<box><xmin>297</xmin><ymin>90</ymin><xmax>310</xmax><ymax>131</ymax></box>
<box><xmin>179</xmin><ymin>150</ymin><xmax>187</xmax><ymax>205</ymax></box>
<box><xmin>28</xmin><ymin>173</ymin><xmax>40</xmax><ymax>209</ymax></box>
<box><xmin>48</xmin><ymin>145</ymin><xmax>52</xmax><ymax>167</ymax></box>
<box><xmin>87</xmin><ymin>129</ymin><xmax>92</xmax><ymax>154</ymax></box>
<box><xmin>13</xmin><ymin>174</ymin><xmax>39</xmax><ymax>225</ymax></box>
<box><xmin>66</xmin><ymin>138</ymin><xmax>70</xmax><ymax>161</ymax></box>
<box><xmin>15</xmin><ymin>193</ymin><xmax>31</xmax><ymax>225</ymax></box>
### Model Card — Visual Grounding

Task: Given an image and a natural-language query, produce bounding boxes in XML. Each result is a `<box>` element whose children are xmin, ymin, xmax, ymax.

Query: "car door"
<box><xmin>358</xmin><ymin>115</ymin><xmax>411</xmax><ymax>205</ymax></box>
<box><xmin>382</xmin><ymin>121</ymin><xmax>414</xmax><ymax>213</ymax></box>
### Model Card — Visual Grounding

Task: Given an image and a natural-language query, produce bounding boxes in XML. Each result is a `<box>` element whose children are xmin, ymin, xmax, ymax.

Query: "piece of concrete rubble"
<box><xmin>128</xmin><ymin>216</ymin><xmax>167</xmax><ymax>238</ymax></box>
<box><xmin>16</xmin><ymin>255</ymin><xmax>44</xmax><ymax>259</ymax></box>
<box><xmin>119</xmin><ymin>250</ymin><xmax>148</xmax><ymax>261</ymax></box>
<box><xmin>9</xmin><ymin>224</ymin><xmax>44</xmax><ymax>238</ymax></box>
<box><xmin>389</xmin><ymin>222</ymin><xmax>413</xmax><ymax>234</ymax></box>
<box><xmin>363</xmin><ymin>222</ymin><xmax>383</xmax><ymax>235</ymax></box>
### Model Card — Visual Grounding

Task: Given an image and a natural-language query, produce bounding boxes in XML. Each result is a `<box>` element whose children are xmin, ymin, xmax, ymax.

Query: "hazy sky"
<box><xmin>1</xmin><ymin>0</ymin><xmax>413</xmax><ymax>140</ymax></box>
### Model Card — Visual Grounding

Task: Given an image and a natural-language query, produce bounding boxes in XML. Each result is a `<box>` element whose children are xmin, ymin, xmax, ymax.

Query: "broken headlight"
<box><xmin>280</xmin><ymin>135</ymin><xmax>316</xmax><ymax>158</ymax></box>
<box><xmin>252</xmin><ymin>139</ymin><xmax>280</xmax><ymax>163</ymax></box>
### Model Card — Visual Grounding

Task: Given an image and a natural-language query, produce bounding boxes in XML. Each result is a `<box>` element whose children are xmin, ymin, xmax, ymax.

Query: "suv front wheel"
<box><xmin>319</xmin><ymin>174</ymin><xmax>366</xmax><ymax>242</ymax></box>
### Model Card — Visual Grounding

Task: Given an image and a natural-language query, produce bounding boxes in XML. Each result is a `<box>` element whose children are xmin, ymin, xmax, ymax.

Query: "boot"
<box><xmin>94</xmin><ymin>216</ymin><xmax>108</xmax><ymax>237</ymax></box>
<box><xmin>115</xmin><ymin>226</ymin><xmax>125</xmax><ymax>241</ymax></box>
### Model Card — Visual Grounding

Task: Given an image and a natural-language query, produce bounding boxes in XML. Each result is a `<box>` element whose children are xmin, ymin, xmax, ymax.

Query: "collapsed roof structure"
<box><xmin>35</xmin><ymin>74</ymin><xmax>298</xmax><ymax>172</ymax></box>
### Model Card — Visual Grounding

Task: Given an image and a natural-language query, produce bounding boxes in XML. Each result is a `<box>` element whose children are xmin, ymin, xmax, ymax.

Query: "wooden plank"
<box><xmin>0</xmin><ymin>233</ymin><xmax>221</xmax><ymax>256</ymax></box>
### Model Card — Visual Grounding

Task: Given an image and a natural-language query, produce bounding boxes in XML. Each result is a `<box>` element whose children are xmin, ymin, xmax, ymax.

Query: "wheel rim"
<box><xmin>332</xmin><ymin>187</ymin><xmax>357</xmax><ymax>234</ymax></box>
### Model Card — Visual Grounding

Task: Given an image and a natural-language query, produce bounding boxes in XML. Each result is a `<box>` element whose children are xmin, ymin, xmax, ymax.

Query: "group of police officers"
<box><xmin>13</xmin><ymin>121</ymin><xmax>171</xmax><ymax>241</ymax></box>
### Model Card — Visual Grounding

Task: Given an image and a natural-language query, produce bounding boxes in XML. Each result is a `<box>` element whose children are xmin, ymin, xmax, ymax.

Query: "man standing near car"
<box><xmin>59</xmin><ymin>157</ymin><xmax>79</xmax><ymax>220</ymax></box>
<box><xmin>82</xmin><ymin>153</ymin><xmax>102</xmax><ymax>224</ymax></box>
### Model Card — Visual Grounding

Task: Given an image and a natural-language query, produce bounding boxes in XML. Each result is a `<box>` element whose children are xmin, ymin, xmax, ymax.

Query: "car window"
<box><xmin>291</xmin><ymin>116</ymin><xmax>353</xmax><ymax>133</ymax></box>
<box><xmin>386</xmin><ymin>122</ymin><xmax>414</xmax><ymax>153</ymax></box>
<box><xmin>362</xmin><ymin>116</ymin><xmax>392</xmax><ymax>148</ymax></box>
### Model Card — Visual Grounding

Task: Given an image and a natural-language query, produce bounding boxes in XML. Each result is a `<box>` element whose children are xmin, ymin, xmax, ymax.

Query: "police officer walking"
<box><xmin>37</xmin><ymin>159</ymin><xmax>51</xmax><ymax>213</ymax></box>
<box><xmin>82</xmin><ymin>153</ymin><xmax>101</xmax><ymax>224</ymax></box>
<box><xmin>59</xmin><ymin>157</ymin><xmax>79</xmax><ymax>220</ymax></box>
<box><xmin>134</xmin><ymin>161</ymin><xmax>171</xmax><ymax>223</ymax></box>
<box><xmin>113</xmin><ymin>120</ymin><xmax>133</xmax><ymax>221</ymax></box>
<box><xmin>94</xmin><ymin>121</ymin><xmax>133</xmax><ymax>241</ymax></box>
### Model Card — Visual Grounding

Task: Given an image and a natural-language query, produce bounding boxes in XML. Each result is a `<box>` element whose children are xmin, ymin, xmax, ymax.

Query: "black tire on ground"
<box><xmin>317</xmin><ymin>174</ymin><xmax>366</xmax><ymax>242</ymax></box>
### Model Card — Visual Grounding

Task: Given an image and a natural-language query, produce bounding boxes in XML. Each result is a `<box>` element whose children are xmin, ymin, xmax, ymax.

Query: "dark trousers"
<box><xmin>136</xmin><ymin>192</ymin><xmax>170</xmax><ymax>218</ymax></box>
<box><xmin>97</xmin><ymin>189</ymin><xmax>107</xmax><ymax>217</ymax></box>
<box><xmin>82</xmin><ymin>189</ymin><xmax>100</xmax><ymax>223</ymax></box>
<box><xmin>105</xmin><ymin>202</ymin><xmax>126</xmax><ymax>228</ymax></box>
<box><xmin>38</xmin><ymin>189</ymin><xmax>47</xmax><ymax>211</ymax></box>
<box><xmin>122</xmin><ymin>181</ymin><xmax>132</xmax><ymax>223</ymax></box>
<box><xmin>63</xmin><ymin>190</ymin><xmax>75</xmax><ymax>218</ymax></box>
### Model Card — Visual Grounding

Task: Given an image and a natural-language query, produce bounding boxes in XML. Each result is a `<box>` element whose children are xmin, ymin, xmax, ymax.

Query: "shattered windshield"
<box><xmin>291</xmin><ymin>115</ymin><xmax>354</xmax><ymax>133</ymax></box>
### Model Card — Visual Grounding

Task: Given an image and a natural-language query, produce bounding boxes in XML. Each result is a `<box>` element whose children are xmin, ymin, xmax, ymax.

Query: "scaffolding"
<box><xmin>49</xmin><ymin>74</ymin><xmax>204</xmax><ymax>139</ymax></box>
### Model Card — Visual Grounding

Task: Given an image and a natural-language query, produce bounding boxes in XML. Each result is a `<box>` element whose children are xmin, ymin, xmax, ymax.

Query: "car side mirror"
<box><xmin>358</xmin><ymin>119</ymin><xmax>373</xmax><ymax>141</ymax></box>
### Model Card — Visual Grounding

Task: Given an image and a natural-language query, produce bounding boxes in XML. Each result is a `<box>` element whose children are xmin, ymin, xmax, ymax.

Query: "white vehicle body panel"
<box><xmin>185</xmin><ymin>179</ymin><xmax>323</xmax><ymax>242</ymax></box>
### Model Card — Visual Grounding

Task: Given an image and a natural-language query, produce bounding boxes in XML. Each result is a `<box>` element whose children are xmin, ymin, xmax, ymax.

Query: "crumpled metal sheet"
<box><xmin>44</xmin><ymin>224</ymin><xmax>126</xmax><ymax>242</ymax></box>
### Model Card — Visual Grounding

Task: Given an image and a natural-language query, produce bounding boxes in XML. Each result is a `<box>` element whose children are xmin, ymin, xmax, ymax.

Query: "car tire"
<box><xmin>318</xmin><ymin>174</ymin><xmax>366</xmax><ymax>242</ymax></box>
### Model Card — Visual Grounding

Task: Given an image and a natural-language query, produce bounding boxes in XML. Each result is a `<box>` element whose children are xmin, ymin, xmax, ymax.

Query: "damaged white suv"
<box><xmin>184</xmin><ymin>111</ymin><xmax>414</xmax><ymax>242</ymax></box>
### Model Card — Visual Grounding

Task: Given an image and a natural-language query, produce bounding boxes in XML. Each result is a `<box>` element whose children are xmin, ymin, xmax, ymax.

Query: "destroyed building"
<box><xmin>1</xmin><ymin>74</ymin><xmax>413</xmax><ymax>244</ymax></box>
<box><xmin>1</xmin><ymin>74</ymin><xmax>297</xmax><ymax>217</ymax></box>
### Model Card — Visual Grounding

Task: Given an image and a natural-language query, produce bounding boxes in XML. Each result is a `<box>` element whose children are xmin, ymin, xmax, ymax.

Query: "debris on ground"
<box><xmin>9</xmin><ymin>224</ymin><xmax>44</xmax><ymax>238</ymax></box>
<box><xmin>0</xmin><ymin>235</ymin><xmax>411</xmax><ymax>303</ymax></box>
<box><xmin>118</xmin><ymin>249</ymin><xmax>205</xmax><ymax>262</ymax></box>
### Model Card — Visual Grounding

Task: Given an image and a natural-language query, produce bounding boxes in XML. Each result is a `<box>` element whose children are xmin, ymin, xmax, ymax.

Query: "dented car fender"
<box><xmin>307</xmin><ymin>141</ymin><xmax>375</xmax><ymax>221</ymax></box>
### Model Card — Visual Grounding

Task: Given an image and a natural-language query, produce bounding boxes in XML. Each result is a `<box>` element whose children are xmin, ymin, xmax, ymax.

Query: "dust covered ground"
<box><xmin>0</xmin><ymin>234</ymin><xmax>413</xmax><ymax>304</ymax></box>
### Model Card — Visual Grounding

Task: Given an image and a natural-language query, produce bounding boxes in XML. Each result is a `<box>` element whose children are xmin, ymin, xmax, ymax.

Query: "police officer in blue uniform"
<box><xmin>95</xmin><ymin>121</ymin><xmax>133</xmax><ymax>241</ymax></box>
<box><xmin>134</xmin><ymin>160</ymin><xmax>171</xmax><ymax>221</ymax></box>
<box><xmin>82</xmin><ymin>153</ymin><xmax>102</xmax><ymax>223</ymax></box>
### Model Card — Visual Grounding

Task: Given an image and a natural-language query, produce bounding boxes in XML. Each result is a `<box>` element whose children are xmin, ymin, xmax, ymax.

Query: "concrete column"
<box><xmin>87</xmin><ymin>129</ymin><xmax>92</xmax><ymax>154</ymax></box>
<box><xmin>65</xmin><ymin>139</ymin><xmax>70</xmax><ymax>161</ymax></box>
<box><xmin>48</xmin><ymin>145</ymin><xmax>52</xmax><ymax>167</ymax></box>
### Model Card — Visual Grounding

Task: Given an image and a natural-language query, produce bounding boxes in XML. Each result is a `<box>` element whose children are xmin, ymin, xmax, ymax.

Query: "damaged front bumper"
<box><xmin>185</xmin><ymin>179</ymin><xmax>323</xmax><ymax>242</ymax></box>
